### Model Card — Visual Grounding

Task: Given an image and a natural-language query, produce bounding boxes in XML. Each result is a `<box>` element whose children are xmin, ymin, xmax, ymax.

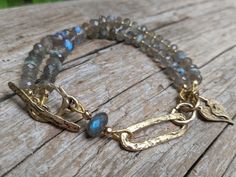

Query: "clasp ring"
<box><xmin>171</xmin><ymin>101</ymin><xmax>199</xmax><ymax>125</ymax></box>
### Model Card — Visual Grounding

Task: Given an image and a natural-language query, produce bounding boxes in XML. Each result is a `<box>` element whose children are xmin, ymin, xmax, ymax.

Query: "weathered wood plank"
<box><xmin>187</xmin><ymin>117</ymin><xmax>236</xmax><ymax>177</ymax></box>
<box><xmin>0</xmin><ymin>0</ymin><xmax>236</xmax><ymax>176</ymax></box>
<box><xmin>4</xmin><ymin>42</ymin><xmax>236</xmax><ymax>177</ymax></box>
<box><xmin>0</xmin><ymin>0</ymin><xmax>233</xmax><ymax>97</ymax></box>
<box><xmin>222</xmin><ymin>156</ymin><xmax>236</xmax><ymax>177</ymax></box>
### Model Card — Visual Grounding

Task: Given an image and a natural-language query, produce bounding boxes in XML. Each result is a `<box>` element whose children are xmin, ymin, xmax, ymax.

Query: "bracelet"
<box><xmin>8</xmin><ymin>15</ymin><xmax>233</xmax><ymax>152</ymax></box>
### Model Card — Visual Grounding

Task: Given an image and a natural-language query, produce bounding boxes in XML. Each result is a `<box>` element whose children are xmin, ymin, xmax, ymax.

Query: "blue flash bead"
<box><xmin>75</xmin><ymin>26</ymin><xmax>81</xmax><ymax>33</ymax></box>
<box><xmin>55</xmin><ymin>30</ymin><xmax>68</xmax><ymax>39</ymax></box>
<box><xmin>61</xmin><ymin>30</ymin><xmax>68</xmax><ymax>36</ymax></box>
<box><xmin>64</xmin><ymin>39</ymin><xmax>74</xmax><ymax>52</ymax></box>
<box><xmin>87</xmin><ymin>112</ymin><xmax>108</xmax><ymax>137</ymax></box>
<box><xmin>177</xmin><ymin>67</ymin><xmax>185</xmax><ymax>76</ymax></box>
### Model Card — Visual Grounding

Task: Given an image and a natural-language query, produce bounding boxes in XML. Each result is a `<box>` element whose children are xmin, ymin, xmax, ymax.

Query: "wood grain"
<box><xmin>0</xmin><ymin>0</ymin><xmax>236</xmax><ymax>177</ymax></box>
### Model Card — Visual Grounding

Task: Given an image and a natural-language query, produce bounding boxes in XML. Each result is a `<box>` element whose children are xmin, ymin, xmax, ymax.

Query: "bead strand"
<box><xmin>19</xmin><ymin>15</ymin><xmax>202</xmax><ymax>90</ymax></box>
<box><xmin>11</xmin><ymin>15</ymin><xmax>233</xmax><ymax>151</ymax></box>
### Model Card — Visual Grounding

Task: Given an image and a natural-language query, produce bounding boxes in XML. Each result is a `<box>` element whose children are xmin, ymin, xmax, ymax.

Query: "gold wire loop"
<box><xmin>171</xmin><ymin>101</ymin><xmax>199</xmax><ymax>125</ymax></box>
<box><xmin>179</xmin><ymin>80</ymin><xmax>199</xmax><ymax>106</ymax></box>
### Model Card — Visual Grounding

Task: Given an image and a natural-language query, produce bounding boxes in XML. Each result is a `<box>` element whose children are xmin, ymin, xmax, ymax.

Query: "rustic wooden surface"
<box><xmin>0</xmin><ymin>0</ymin><xmax>236</xmax><ymax>176</ymax></box>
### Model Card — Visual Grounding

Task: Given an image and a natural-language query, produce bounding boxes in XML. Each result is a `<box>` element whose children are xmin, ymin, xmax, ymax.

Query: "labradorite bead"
<box><xmin>99</xmin><ymin>24</ymin><xmax>110</xmax><ymax>39</ymax></box>
<box><xmin>87</xmin><ymin>112</ymin><xmax>108</xmax><ymax>137</ymax></box>
<box><xmin>90</xmin><ymin>19</ymin><xmax>100</xmax><ymax>27</ymax></box>
<box><xmin>123</xmin><ymin>18</ymin><xmax>130</xmax><ymax>26</ymax></box>
<box><xmin>165</xmin><ymin>67</ymin><xmax>176</xmax><ymax>80</ymax></box>
<box><xmin>99</xmin><ymin>15</ymin><xmax>107</xmax><ymax>23</ymax></box>
<box><xmin>76</xmin><ymin>28</ymin><xmax>86</xmax><ymax>43</ymax></box>
<box><xmin>136</xmin><ymin>34</ymin><xmax>144</xmax><ymax>43</ymax></box>
<box><xmin>124</xmin><ymin>28</ymin><xmax>135</xmax><ymax>44</ymax></box>
<box><xmin>50</xmin><ymin>51</ymin><xmax>65</xmax><ymax>62</ymax></box>
<box><xmin>47</xmin><ymin>57</ymin><xmax>62</xmax><ymax>69</ymax></box>
<box><xmin>75</xmin><ymin>26</ymin><xmax>82</xmax><ymax>34</ymax></box>
<box><xmin>106</xmin><ymin>15</ymin><xmax>116</xmax><ymax>22</ymax></box>
<box><xmin>159</xmin><ymin>50</ymin><xmax>167</xmax><ymax>58</ymax></box>
<box><xmin>24</xmin><ymin>58</ymin><xmax>38</xmax><ymax>67</ymax></box>
<box><xmin>173</xmin><ymin>75</ymin><xmax>191</xmax><ymax>89</ymax></box>
<box><xmin>153</xmin><ymin>42</ymin><xmax>166</xmax><ymax>51</ymax></box>
<box><xmin>189</xmin><ymin>65</ymin><xmax>202</xmax><ymax>84</ymax></box>
<box><xmin>40</xmin><ymin>57</ymin><xmax>62</xmax><ymax>83</ymax></box>
<box><xmin>115</xmin><ymin>16</ymin><xmax>122</xmax><ymax>23</ymax></box>
<box><xmin>178</xmin><ymin>57</ymin><xmax>192</xmax><ymax>67</ymax></box>
<box><xmin>143</xmin><ymin>34</ymin><xmax>152</xmax><ymax>45</ymax></box>
<box><xmin>19</xmin><ymin>79</ymin><xmax>34</xmax><ymax>88</ymax></box>
<box><xmin>140</xmin><ymin>25</ymin><xmax>147</xmax><ymax>32</ymax></box>
<box><xmin>28</xmin><ymin>50</ymin><xmax>43</xmax><ymax>63</ymax></box>
<box><xmin>64</xmin><ymin>39</ymin><xmax>74</xmax><ymax>52</ymax></box>
<box><xmin>175</xmin><ymin>51</ymin><xmax>187</xmax><ymax>61</ymax></box>
<box><xmin>176</xmin><ymin>67</ymin><xmax>185</xmax><ymax>76</ymax></box>
<box><xmin>161</xmin><ymin>55</ymin><xmax>174</xmax><ymax>67</ymax></box>
<box><xmin>33</xmin><ymin>43</ymin><xmax>46</xmax><ymax>57</ymax></box>
<box><xmin>40</xmin><ymin>36</ymin><xmax>53</xmax><ymax>52</ymax></box>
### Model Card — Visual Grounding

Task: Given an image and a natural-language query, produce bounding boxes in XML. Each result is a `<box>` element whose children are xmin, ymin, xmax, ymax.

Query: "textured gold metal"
<box><xmin>104</xmin><ymin>113</ymin><xmax>188</xmax><ymax>151</ymax></box>
<box><xmin>8</xmin><ymin>82</ymin><xmax>90</xmax><ymax>132</ymax></box>
<box><xmin>8</xmin><ymin>79</ymin><xmax>234</xmax><ymax>152</ymax></box>
<box><xmin>179</xmin><ymin>80</ymin><xmax>199</xmax><ymax>106</ymax></box>
<box><xmin>198</xmin><ymin>96</ymin><xmax>234</xmax><ymax>124</ymax></box>
<box><xmin>171</xmin><ymin>102</ymin><xmax>199</xmax><ymax>125</ymax></box>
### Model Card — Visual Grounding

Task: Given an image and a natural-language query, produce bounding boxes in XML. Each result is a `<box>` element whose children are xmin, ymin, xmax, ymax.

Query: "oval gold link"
<box><xmin>106</xmin><ymin>113</ymin><xmax>188</xmax><ymax>151</ymax></box>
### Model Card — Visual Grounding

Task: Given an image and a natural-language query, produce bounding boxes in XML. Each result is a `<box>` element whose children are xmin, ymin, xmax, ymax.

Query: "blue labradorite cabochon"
<box><xmin>87</xmin><ymin>112</ymin><xmax>108</xmax><ymax>137</ymax></box>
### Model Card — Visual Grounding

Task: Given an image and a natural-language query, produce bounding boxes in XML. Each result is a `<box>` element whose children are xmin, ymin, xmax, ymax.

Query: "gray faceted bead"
<box><xmin>19</xmin><ymin>79</ymin><xmax>34</xmax><ymax>88</ymax></box>
<box><xmin>33</xmin><ymin>43</ymin><xmax>46</xmax><ymax>57</ymax></box>
<box><xmin>175</xmin><ymin>51</ymin><xmax>187</xmax><ymax>62</ymax></box>
<box><xmin>40</xmin><ymin>36</ymin><xmax>53</xmax><ymax>52</ymax></box>
<box><xmin>178</xmin><ymin>57</ymin><xmax>192</xmax><ymax>68</ymax></box>
<box><xmin>189</xmin><ymin>65</ymin><xmax>202</xmax><ymax>84</ymax></box>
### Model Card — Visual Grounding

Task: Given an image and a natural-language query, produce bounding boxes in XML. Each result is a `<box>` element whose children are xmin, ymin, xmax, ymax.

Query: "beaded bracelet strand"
<box><xmin>8</xmin><ymin>16</ymin><xmax>233</xmax><ymax>151</ymax></box>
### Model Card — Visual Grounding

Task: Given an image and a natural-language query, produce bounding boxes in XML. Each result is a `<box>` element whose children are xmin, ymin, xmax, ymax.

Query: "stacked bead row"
<box><xmin>20</xmin><ymin>15</ymin><xmax>202</xmax><ymax>89</ymax></box>
<box><xmin>81</xmin><ymin>16</ymin><xmax>202</xmax><ymax>88</ymax></box>
<box><xmin>20</xmin><ymin>24</ymin><xmax>86</xmax><ymax>88</ymax></box>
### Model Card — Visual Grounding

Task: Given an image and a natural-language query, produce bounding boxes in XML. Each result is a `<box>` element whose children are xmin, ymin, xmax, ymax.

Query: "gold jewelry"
<box><xmin>9</xmin><ymin>15</ymin><xmax>233</xmax><ymax>151</ymax></box>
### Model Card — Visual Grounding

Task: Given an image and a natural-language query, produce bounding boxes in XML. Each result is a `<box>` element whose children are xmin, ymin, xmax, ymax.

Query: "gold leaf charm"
<box><xmin>198</xmin><ymin>96</ymin><xmax>234</xmax><ymax>124</ymax></box>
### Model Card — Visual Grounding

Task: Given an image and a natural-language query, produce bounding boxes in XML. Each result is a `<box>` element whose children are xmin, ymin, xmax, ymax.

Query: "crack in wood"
<box><xmin>183</xmin><ymin>114</ymin><xmax>236</xmax><ymax>177</ymax></box>
<box><xmin>221</xmin><ymin>154</ymin><xmax>236</xmax><ymax>177</ymax></box>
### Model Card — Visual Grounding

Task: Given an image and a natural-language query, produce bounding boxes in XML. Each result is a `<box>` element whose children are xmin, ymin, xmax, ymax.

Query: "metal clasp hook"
<box><xmin>104</xmin><ymin>113</ymin><xmax>188</xmax><ymax>151</ymax></box>
<box><xmin>8</xmin><ymin>82</ymin><xmax>90</xmax><ymax>132</ymax></box>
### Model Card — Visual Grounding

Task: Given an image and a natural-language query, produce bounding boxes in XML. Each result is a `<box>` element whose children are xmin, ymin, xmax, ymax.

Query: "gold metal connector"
<box><xmin>8</xmin><ymin>82</ymin><xmax>91</xmax><ymax>132</ymax></box>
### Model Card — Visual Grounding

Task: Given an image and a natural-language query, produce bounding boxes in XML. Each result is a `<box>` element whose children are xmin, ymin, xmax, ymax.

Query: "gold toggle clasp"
<box><xmin>104</xmin><ymin>113</ymin><xmax>188</xmax><ymax>151</ymax></box>
<box><xmin>8</xmin><ymin>82</ymin><xmax>90</xmax><ymax>132</ymax></box>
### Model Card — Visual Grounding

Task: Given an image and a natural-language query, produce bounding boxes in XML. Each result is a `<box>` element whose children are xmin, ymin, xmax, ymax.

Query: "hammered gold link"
<box><xmin>103</xmin><ymin>113</ymin><xmax>188</xmax><ymax>151</ymax></box>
